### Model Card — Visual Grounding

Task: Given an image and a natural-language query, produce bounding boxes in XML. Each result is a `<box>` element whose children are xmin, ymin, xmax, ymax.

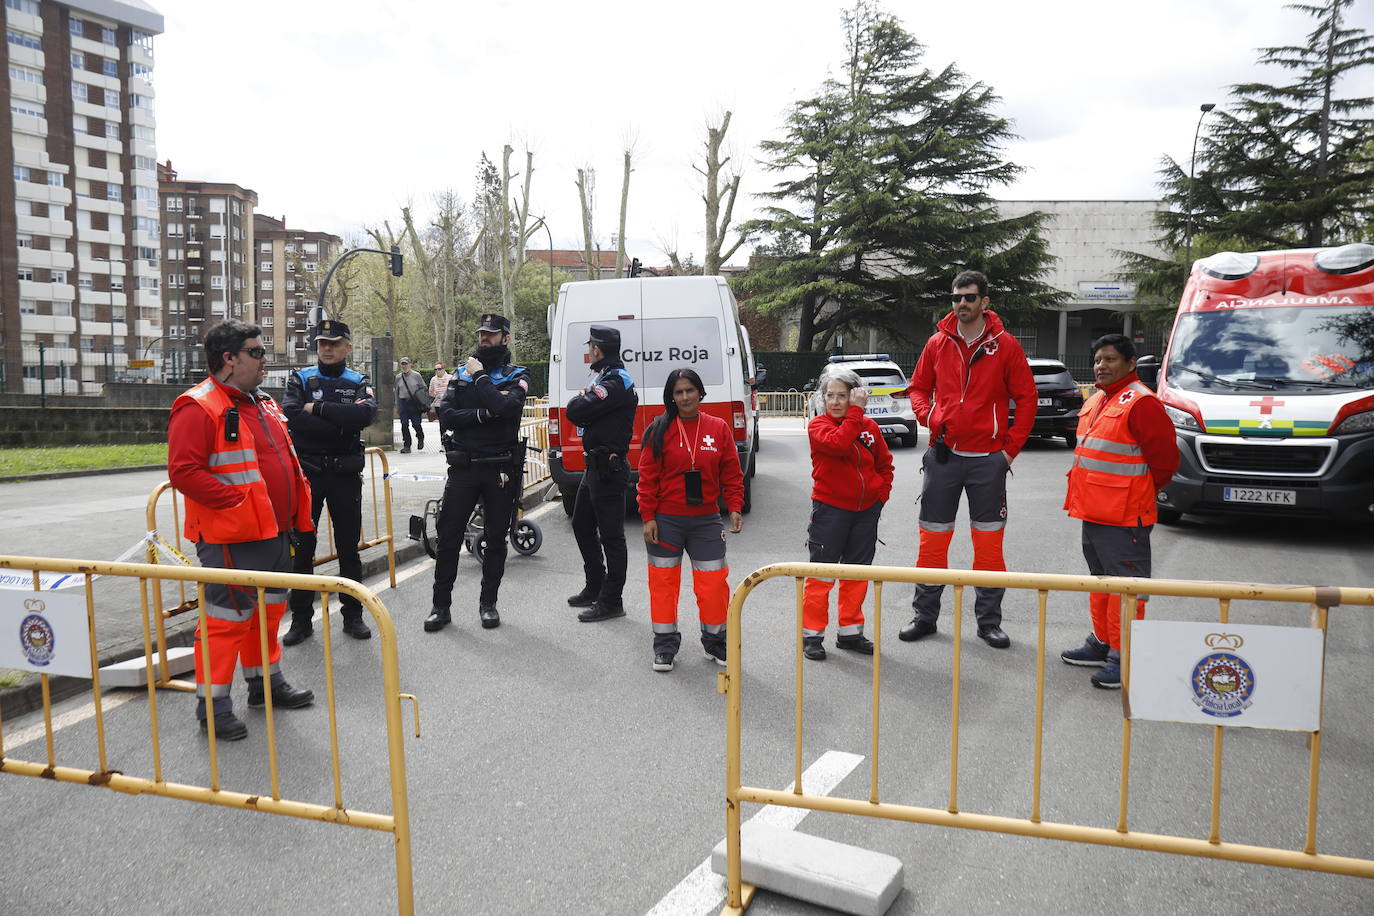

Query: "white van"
<box><xmin>546</xmin><ymin>275</ymin><xmax>761</xmax><ymax>515</ymax></box>
<box><xmin>1154</xmin><ymin>244</ymin><xmax>1374</xmax><ymax>523</ymax></box>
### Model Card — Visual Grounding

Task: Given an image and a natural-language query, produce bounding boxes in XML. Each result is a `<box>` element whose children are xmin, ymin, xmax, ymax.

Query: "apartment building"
<box><xmin>3</xmin><ymin>0</ymin><xmax>163</xmax><ymax>393</ymax></box>
<box><xmin>253</xmin><ymin>213</ymin><xmax>340</xmax><ymax>361</ymax></box>
<box><xmin>157</xmin><ymin>160</ymin><xmax>255</xmax><ymax>379</ymax></box>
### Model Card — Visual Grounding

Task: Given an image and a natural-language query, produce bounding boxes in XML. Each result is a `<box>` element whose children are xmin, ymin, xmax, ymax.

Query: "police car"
<box><xmin>809</xmin><ymin>354</ymin><xmax>919</xmax><ymax>447</ymax></box>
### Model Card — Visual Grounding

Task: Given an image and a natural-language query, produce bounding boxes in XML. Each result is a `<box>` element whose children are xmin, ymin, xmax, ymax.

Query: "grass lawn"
<box><xmin>0</xmin><ymin>443</ymin><xmax>167</xmax><ymax>478</ymax></box>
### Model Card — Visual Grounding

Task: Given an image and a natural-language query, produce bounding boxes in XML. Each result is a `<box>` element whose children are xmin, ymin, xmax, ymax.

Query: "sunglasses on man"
<box><xmin>951</xmin><ymin>293</ymin><xmax>982</xmax><ymax>304</ymax></box>
<box><xmin>234</xmin><ymin>346</ymin><xmax>267</xmax><ymax>359</ymax></box>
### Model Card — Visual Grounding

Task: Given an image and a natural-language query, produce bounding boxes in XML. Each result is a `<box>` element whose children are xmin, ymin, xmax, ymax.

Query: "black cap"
<box><xmin>478</xmin><ymin>313</ymin><xmax>510</xmax><ymax>333</ymax></box>
<box><xmin>313</xmin><ymin>319</ymin><xmax>350</xmax><ymax>341</ymax></box>
<box><xmin>586</xmin><ymin>325</ymin><xmax>621</xmax><ymax>351</ymax></box>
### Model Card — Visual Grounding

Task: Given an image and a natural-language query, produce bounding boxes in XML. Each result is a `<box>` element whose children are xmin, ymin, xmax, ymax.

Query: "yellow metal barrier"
<box><xmin>520</xmin><ymin>397</ymin><xmax>551</xmax><ymax>486</ymax></box>
<box><xmin>719</xmin><ymin>564</ymin><xmax>1374</xmax><ymax>914</ymax></box>
<box><xmin>758</xmin><ymin>391</ymin><xmax>809</xmax><ymax>417</ymax></box>
<box><xmin>142</xmin><ymin>446</ymin><xmax>397</xmax><ymax>687</ymax></box>
<box><xmin>0</xmin><ymin>554</ymin><xmax>415</xmax><ymax>914</ymax></box>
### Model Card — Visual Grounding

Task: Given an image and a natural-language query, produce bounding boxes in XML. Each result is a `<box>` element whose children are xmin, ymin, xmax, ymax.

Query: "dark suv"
<box><xmin>1008</xmin><ymin>358</ymin><xmax>1084</xmax><ymax>448</ymax></box>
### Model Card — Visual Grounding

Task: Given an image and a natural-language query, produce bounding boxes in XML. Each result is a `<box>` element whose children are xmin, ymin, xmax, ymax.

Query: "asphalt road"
<box><xmin>3</xmin><ymin>418</ymin><xmax>1372</xmax><ymax>915</ymax></box>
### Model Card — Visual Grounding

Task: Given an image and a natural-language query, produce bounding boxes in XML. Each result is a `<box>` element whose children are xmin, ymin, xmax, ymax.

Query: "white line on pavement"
<box><xmin>3</xmin><ymin>691</ymin><xmax>136</xmax><ymax>750</ymax></box>
<box><xmin>644</xmin><ymin>749</ymin><xmax>865</xmax><ymax>916</ymax></box>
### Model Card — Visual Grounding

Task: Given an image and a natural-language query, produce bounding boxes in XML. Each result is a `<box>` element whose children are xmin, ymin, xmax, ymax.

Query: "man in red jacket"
<box><xmin>900</xmin><ymin>270</ymin><xmax>1037</xmax><ymax>649</ymax></box>
<box><xmin>168</xmin><ymin>320</ymin><xmax>315</xmax><ymax>741</ymax></box>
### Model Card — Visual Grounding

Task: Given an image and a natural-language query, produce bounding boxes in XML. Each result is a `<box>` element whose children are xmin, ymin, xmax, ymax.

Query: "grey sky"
<box><xmin>150</xmin><ymin>0</ymin><xmax>1371</xmax><ymax>264</ymax></box>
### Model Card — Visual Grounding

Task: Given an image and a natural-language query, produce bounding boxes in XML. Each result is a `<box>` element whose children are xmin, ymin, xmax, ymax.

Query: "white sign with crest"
<box><xmin>0</xmin><ymin>592</ymin><xmax>93</xmax><ymax>678</ymax></box>
<box><xmin>1128</xmin><ymin>621</ymin><xmax>1323</xmax><ymax>732</ymax></box>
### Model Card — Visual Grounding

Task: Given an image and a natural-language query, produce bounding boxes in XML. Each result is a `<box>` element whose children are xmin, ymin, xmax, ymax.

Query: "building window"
<box><xmin>110</xmin><ymin>275</ymin><xmax>124</xmax><ymax>291</ymax></box>
<box><xmin>101</xmin><ymin>27</ymin><xmax>116</xmax><ymax>45</ymax></box>
<box><xmin>69</xmin><ymin>18</ymin><xmax>85</xmax><ymax>36</ymax></box>
<box><xmin>210</xmin><ymin>276</ymin><xmax>224</xmax><ymax>289</ymax></box>
<box><xmin>131</xmin><ymin>124</ymin><xmax>154</xmax><ymax>141</ymax></box>
<box><xmin>79</xmin><ymin>274</ymin><xmax>94</xmax><ymax>289</ymax></box>
<box><xmin>131</xmin><ymin>94</ymin><xmax>152</xmax><ymax>111</ymax></box>
<box><xmin>303</xmin><ymin>242</ymin><xmax>319</xmax><ymax>255</ymax></box>
<box><xmin>209</xmin><ymin>224</ymin><xmax>226</xmax><ymax>239</ymax></box>
<box><xmin>7</xmin><ymin>30</ymin><xmax>42</xmax><ymax>52</ymax></box>
<box><xmin>112</xmin><ymin>305</ymin><xmax>125</xmax><ymax>321</ymax></box>
<box><xmin>259</xmin><ymin>261</ymin><xmax>272</xmax><ymax>271</ymax></box>
<box><xmin>72</xmin><ymin>83</ymin><xmax>89</xmax><ymax>103</ymax></box>
<box><xmin>103</xmin><ymin>59</ymin><xmax>118</xmax><ymax>77</ymax></box>
<box><xmin>138</xmin><ymin>276</ymin><xmax>158</xmax><ymax>290</ymax></box>
<box><xmin>8</xmin><ymin>63</ymin><xmax>43</xmax><ymax>86</ymax></box>
<box><xmin>259</xmin><ymin>242</ymin><xmax>272</xmax><ymax>253</ymax></box>
<box><xmin>132</xmin><ymin>30</ymin><xmax>153</xmax><ymax>52</ymax></box>
<box><xmin>6</xmin><ymin>0</ymin><xmax>40</xmax><ymax>15</ymax></box>
<box><xmin>209</xmin><ymin>198</ymin><xmax>226</xmax><ymax>213</ymax></box>
<box><xmin>133</xmin><ymin>156</ymin><xmax>155</xmax><ymax>172</ymax></box>
<box><xmin>71</xmin><ymin>51</ymin><xmax>84</xmax><ymax>69</ymax></box>
<box><xmin>20</xmin><ymin>299</ymin><xmax>37</xmax><ymax>314</ymax></box>
<box><xmin>165</xmin><ymin>223</ymin><xmax>183</xmax><ymax>237</ymax></box>
<box><xmin>262</xmin><ymin>315</ymin><xmax>274</xmax><ymax>327</ymax></box>
<box><xmin>107</xmin><ymin>184</ymin><xmax>122</xmax><ymax>202</ymax></box>
<box><xmin>260</xmin><ymin>280</ymin><xmax>273</xmax><ymax>291</ymax></box>
<box><xmin>80</xmin><ymin>303</ymin><xmax>95</xmax><ymax>319</ymax></box>
<box><xmin>81</xmin><ymin>337</ymin><xmax>96</xmax><ymax>353</ymax></box>
<box><xmin>52</xmin><ymin>301</ymin><xmax>72</xmax><ymax>316</ymax></box>
<box><xmin>13</xmin><ymin>165</ymin><xmax>31</xmax><ymax>182</ymax></box>
<box><xmin>51</xmin><ymin>269</ymin><xmax>67</xmax><ymax>284</ymax></box>
<box><xmin>135</xmin><ymin>186</ymin><xmax>156</xmax><ymax>202</ymax></box>
<box><xmin>165</xmin><ymin>196</ymin><xmax>183</xmax><ymax>211</ymax></box>
<box><xmin>287</xmin><ymin>317</ymin><xmax>296</xmax><ymax>328</ymax></box>
<box><xmin>9</xmin><ymin>99</ymin><xmax>44</xmax><ymax>118</ymax></box>
<box><xmin>18</xmin><ymin>268</ymin><xmax>34</xmax><ymax>281</ymax></box>
<box><xmin>105</xmin><ymin>90</ymin><xmax>120</xmax><ymax>109</ymax></box>
<box><xmin>17</xmin><ymin>234</ymin><xmax>33</xmax><ymax>248</ymax></box>
<box><xmin>132</xmin><ymin>63</ymin><xmax>151</xmax><ymax>82</ymax></box>
<box><xmin>134</xmin><ymin>216</ymin><xmax>159</xmax><ymax>234</ymax></box>
<box><xmin>47</xmin><ymin>171</ymin><xmax>64</xmax><ymax>187</ymax></box>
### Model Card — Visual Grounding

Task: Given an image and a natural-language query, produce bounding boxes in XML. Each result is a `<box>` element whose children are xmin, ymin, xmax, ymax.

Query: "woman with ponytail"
<box><xmin>636</xmin><ymin>368</ymin><xmax>745</xmax><ymax>673</ymax></box>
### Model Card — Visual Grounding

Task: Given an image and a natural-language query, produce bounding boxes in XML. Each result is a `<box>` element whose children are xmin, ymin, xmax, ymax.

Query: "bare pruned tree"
<box><xmin>576</xmin><ymin>166</ymin><xmax>600</xmax><ymax>281</ymax></box>
<box><xmin>698</xmin><ymin>110</ymin><xmax>747</xmax><ymax>276</ymax></box>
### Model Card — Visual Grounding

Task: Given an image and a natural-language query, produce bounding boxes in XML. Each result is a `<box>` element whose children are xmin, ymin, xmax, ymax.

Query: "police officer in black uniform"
<box><xmin>567</xmin><ymin>325</ymin><xmax>638</xmax><ymax>622</ymax></box>
<box><xmin>281</xmin><ymin>319</ymin><xmax>379</xmax><ymax>644</ymax></box>
<box><xmin>425</xmin><ymin>313</ymin><xmax>530</xmax><ymax>633</ymax></box>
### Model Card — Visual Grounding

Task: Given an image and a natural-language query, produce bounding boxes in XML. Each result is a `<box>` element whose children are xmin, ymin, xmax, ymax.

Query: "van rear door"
<box><xmin>557</xmin><ymin>280</ymin><xmax>643</xmax><ymax>472</ymax></box>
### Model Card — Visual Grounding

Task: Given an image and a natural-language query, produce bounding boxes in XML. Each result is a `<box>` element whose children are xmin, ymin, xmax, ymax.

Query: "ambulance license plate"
<box><xmin>1038</xmin><ymin>397</ymin><xmax>1053</xmax><ymax>406</ymax></box>
<box><xmin>1223</xmin><ymin>486</ymin><xmax>1296</xmax><ymax>506</ymax></box>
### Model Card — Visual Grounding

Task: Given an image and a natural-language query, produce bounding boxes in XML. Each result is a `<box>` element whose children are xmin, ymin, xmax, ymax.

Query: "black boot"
<box><xmin>479</xmin><ymin>602</ymin><xmax>501</xmax><ymax>629</ymax></box>
<box><xmin>578</xmin><ymin>600</ymin><xmax>626</xmax><ymax>623</ymax></box>
<box><xmin>281</xmin><ymin>615</ymin><xmax>313</xmax><ymax>646</ymax></box>
<box><xmin>246</xmin><ymin>677</ymin><xmax>314</xmax><ymax>709</ymax></box>
<box><xmin>423</xmin><ymin>607</ymin><xmax>451</xmax><ymax>632</ymax></box>
<box><xmin>198</xmin><ymin>711</ymin><xmax>248</xmax><ymax>741</ymax></box>
<box><xmin>567</xmin><ymin>584</ymin><xmax>601</xmax><ymax>608</ymax></box>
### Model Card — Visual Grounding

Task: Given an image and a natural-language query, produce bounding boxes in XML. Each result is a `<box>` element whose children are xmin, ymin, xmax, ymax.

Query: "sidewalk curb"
<box><xmin>0</xmin><ymin>539</ymin><xmax>430</xmax><ymax>722</ymax></box>
<box><xmin>0</xmin><ymin>464</ymin><xmax>165</xmax><ymax>485</ymax></box>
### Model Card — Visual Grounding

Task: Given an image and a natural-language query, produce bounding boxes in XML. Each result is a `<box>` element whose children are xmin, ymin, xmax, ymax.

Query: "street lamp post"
<box><xmin>311</xmin><ymin>246</ymin><xmax>403</xmax><ymax>329</ymax></box>
<box><xmin>528</xmin><ymin>215</ymin><xmax>555</xmax><ymax>303</ymax></box>
<box><xmin>1183</xmin><ymin>102</ymin><xmax>1217</xmax><ymax>274</ymax></box>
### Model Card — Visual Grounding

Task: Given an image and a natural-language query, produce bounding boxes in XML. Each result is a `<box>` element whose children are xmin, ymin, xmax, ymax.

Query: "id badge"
<box><xmin>683</xmin><ymin>469</ymin><xmax>704</xmax><ymax>506</ymax></box>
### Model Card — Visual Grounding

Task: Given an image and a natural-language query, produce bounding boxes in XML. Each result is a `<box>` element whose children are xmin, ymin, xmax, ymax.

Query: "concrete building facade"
<box><xmin>2</xmin><ymin>0</ymin><xmax>164</xmax><ymax>394</ymax></box>
<box><xmin>156</xmin><ymin>160</ymin><xmax>255</xmax><ymax>380</ymax></box>
<box><xmin>252</xmin><ymin>213</ymin><xmax>340</xmax><ymax>362</ymax></box>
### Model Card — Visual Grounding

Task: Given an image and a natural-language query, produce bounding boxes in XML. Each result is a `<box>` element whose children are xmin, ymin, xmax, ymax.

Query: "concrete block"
<box><xmin>98</xmin><ymin>645</ymin><xmax>195</xmax><ymax>688</ymax></box>
<box><xmin>711</xmin><ymin>821</ymin><xmax>903</xmax><ymax>916</ymax></box>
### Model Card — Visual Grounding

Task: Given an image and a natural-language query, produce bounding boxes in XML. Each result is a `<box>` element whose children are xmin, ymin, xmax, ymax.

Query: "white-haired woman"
<box><xmin>802</xmin><ymin>367</ymin><xmax>894</xmax><ymax>660</ymax></box>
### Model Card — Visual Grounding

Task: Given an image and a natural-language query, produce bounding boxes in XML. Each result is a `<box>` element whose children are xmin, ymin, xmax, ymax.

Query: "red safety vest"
<box><xmin>174</xmin><ymin>377</ymin><xmax>312</xmax><ymax>544</ymax></box>
<box><xmin>1064</xmin><ymin>381</ymin><xmax>1160</xmax><ymax>527</ymax></box>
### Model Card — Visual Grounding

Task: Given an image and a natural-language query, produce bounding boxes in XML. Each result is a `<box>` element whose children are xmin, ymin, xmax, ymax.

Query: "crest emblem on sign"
<box><xmin>1191</xmin><ymin>651</ymin><xmax>1255</xmax><ymax>718</ymax></box>
<box><xmin>19</xmin><ymin>612</ymin><xmax>55</xmax><ymax>667</ymax></box>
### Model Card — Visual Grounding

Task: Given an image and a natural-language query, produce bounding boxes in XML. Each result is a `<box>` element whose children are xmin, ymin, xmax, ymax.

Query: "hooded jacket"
<box><xmin>906</xmin><ymin>308</ymin><xmax>1038</xmax><ymax>458</ymax></box>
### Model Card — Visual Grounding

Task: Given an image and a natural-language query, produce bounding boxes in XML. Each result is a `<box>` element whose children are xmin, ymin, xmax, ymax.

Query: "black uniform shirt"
<box><xmin>282</xmin><ymin>362</ymin><xmax>378</xmax><ymax>457</ymax></box>
<box><xmin>565</xmin><ymin>357</ymin><xmax>637</xmax><ymax>454</ymax></box>
<box><xmin>439</xmin><ymin>359</ymin><xmax>529</xmax><ymax>457</ymax></box>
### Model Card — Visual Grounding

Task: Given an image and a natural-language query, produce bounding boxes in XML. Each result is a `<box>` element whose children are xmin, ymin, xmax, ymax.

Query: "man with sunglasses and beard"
<box><xmin>425</xmin><ymin>313</ymin><xmax>530</xmax><ymax>634</ymax></box>
<box><xmin>167</xmin><ymin>320</ymin><xmax>316</xmax><ymax>742</ymax></box>
<box><xmin>900</xmin><ymin>270</ymin><xmax>1037</xmax><ymax>651</ymax></box>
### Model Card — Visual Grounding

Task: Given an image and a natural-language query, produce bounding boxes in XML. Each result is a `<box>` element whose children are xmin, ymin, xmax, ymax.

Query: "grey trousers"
<box><xmin>912</xmin><ymin>449</ymin><xmax>1009</xmax><ymax>627</ymax></box>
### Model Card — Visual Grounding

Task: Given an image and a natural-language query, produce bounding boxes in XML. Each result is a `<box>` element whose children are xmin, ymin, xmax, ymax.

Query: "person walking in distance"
<box><xmin>802</xmin><ymin>367</ymin><xmax>894</xmax><ymax>660</ymax></box>
<box><xmin>637</xmin><ymin>368</ymin><xmax>745</xmax><ymax>673</ymax></box>
<box><xmin>395</xmin><ymin>357</ymin><xmax>427</xmax><ymax>453</ymax></box>
<box><xmin>900</xmin><ymin>270</ymin><xmax>1037</xmax><ymax>650</ymax></box>
<box><xmin>429</xmin><ymin>361</ymin><xmax>452</xmax><ymax>404</ymax></box>
<box><xmin>280</xmin><ymin>319</ymin><xmax>378</xmax><ymax>645</ymax></box>
<box><xmin>167</xmin><ymin>320</ymin><xmax>315</xmax><ymax>741</ymax></box>
<box><xmin>425</xmin><ymin>314</ymin><xmax>530</xmax><ymax>633</ymax></box>
<box><xmin>1061</xmin><ymin>334</ymin><xmax>1179</xmax><ymax>689</ymax></box>
<box><xmin>567</xmin><ymin>326</ymin><xmax>639</xmax><ymax>622</ymax></box>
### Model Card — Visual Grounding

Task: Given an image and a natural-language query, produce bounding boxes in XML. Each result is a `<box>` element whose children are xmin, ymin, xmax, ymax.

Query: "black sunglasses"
<box><xmin>235</xmin><ymin>346</ymin><xmax>267</xmax><ymax>359</ymax></box>
<box><xmin>951</xmin><ymin>293</ymin><xmax>982</xmax><ymax>304</ymax></box>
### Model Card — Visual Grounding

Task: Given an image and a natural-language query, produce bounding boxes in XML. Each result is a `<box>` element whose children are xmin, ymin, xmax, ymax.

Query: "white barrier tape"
<box><xmin>0</xmin><ymin>533</ymin><xmax>185</xmax><ymax>591</ymax></box>
<box><xmin>385</xmin><ymin>473</ymin><xmax>449</xmax><ymax>482</ymax></box>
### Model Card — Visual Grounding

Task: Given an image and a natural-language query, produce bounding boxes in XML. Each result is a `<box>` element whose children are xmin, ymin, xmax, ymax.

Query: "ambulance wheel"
<box><xmin>512</xmin><ymin>520</ymin><xmax>542</xmax><ymax>556</ymax></box>
<box><xmin>1156</xmin><ymin>507</ymin><xmax>1183</xmax><ymax>525</ymax></box>
<box><xmin>561</xmin><ymin>484</ymin><xmax>577</xmax><ymax>517</ymax></box>
<box><xmin>1064</xmin><ymin>431</ymin><xmax>1078</xmax><ymax>449</ymax></box>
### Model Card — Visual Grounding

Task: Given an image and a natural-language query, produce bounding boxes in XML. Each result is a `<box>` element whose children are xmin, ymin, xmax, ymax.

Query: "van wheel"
<box><xmin>1156</xmin><ymin>507</ymin><xmax>1183</xmax><ymax>525</ymax></box>
<box><xmin>1064</xmin><ymin>431</ymin><xmax>1078</xmax><ymax>449</ymax></box>
<box><xmin>749</xmin><ymin>452</ymin><xmax>757</xmax><ymax>478</ymax></box>
<box><xmin>560</xmin><ymin>485</ymin><xmax>577</xmax><ymax>517</ymax></box>
<box><xmin>741</xmin><ymin>474</ymin><xmax>753</xmax><ymax>514</ymax></box>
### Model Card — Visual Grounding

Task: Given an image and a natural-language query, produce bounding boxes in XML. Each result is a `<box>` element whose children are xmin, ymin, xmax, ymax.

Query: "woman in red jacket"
<box><xmin>638</xmin><ymin>368</ymin><xmax>745</xmax><ymax>673</ymax></box>
<box><xmin>802</xmin><ymin>368</ymin><xmax>895</xmax><ymax>660</ymax></box>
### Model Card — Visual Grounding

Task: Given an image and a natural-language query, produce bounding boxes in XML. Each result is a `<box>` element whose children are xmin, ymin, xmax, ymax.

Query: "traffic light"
<box><xmin>629</xmin><ymin>257</ymin><xmax>642</xmax><ymax>278</ymax></box>
<box><xmin>389</xmin><ymin>245</ymin><xmax>403</xmax><ymax>277</ymax></box>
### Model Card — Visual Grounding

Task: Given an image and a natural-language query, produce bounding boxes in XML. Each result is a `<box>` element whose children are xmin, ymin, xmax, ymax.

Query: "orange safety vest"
<box><xmin>174</xmin><ymin>377</ymin><xmax>312</xmax><ymax>544</ymax></box>
<box><xmin>1064</xmin><ymin>380</ymin><xmax>1160</xmax><ymax>527</ymax></box>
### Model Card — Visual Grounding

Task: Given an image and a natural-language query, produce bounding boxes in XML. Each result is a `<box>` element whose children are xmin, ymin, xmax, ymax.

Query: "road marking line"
<box><xmin>3</xmin><ymin>691</ymin><xmax>136</xmax><ymax>750</ymax></box>
<box><xmin>645</xmin><ymin>749</ymin><xmax>865</xmax><ymax>916</ymax></box>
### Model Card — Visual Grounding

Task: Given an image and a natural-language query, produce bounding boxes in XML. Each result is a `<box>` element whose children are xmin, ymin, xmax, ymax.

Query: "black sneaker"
<box><xmin>653</xmin><ymin>652</ymin><xmax>675</xmax><ymax>672</ymax></box>
<box><xmin>199</xmin><ymin>711</ymin><xmax>248</xmax><ymax>741</ymax></box>
<box><xmin>567</xmin><ymin>585</ymin><xmax>600</xmax><ymax>608</ymax></box>
<box><xmin>703</xmin><ymin>643</ymin><xmax>727</xmax><ymax>667</ymax></box>
<box><xmin>399</xmin><ymin>446</ymin><xmax>411</xmax><ymax>454</ymax></box>
<box><xmin>977</xmin><ymin>625</ymin><xmax>1011</xmax><ymax>649</ymax></box>
<box><xmin>803</xmin><ymin>636</ymin><xmax>827</xmax><ymax>661</ymax></box>
<box><xmin>417</xmin><ymin>435</ymin><xmax>425</xmax><ymax>451</ymax></box>
<box><xmin>836</xmin><ymin>633</ymin><xmax>875</xmax><ymax>655</ymax></box>
<box><xmin>1061</xmin><ymin>633</ymin><xmax>1110</xmax><ymax>667</ymax></box>
<box><xmin>1092</xmin><ymin>660</ymin><xmax>1122</xmax><ymax>689</ymax></box>
<box><xmin>423</xmin><ymin>607</ymin><xmax>451</xmax><ymax>632</ymax></box>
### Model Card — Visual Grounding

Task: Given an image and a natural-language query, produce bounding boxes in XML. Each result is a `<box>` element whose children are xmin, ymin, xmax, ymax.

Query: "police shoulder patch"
<box><xmin>592</xmin><ymin>384</ymin><xmax>607</xmax><ymax>399</ymax></box>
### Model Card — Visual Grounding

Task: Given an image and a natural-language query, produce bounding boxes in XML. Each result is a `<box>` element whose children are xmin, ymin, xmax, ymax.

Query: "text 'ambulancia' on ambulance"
<box><xmin>1156</xmin><ymin>243</ymin><xmax>1374</xmax><ymax>523</ymax></box>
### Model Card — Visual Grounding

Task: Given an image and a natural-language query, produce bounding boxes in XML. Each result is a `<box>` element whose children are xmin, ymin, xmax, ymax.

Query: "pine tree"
<box><xmin>738</xmin><ymin>1</ymin><xmax>1060</xmax><ymax>351</ymax></box>
<box><xmin>1125</xmin><ymin>0</ymin><xmax>1374</xmax><ymax>322</ymax></box>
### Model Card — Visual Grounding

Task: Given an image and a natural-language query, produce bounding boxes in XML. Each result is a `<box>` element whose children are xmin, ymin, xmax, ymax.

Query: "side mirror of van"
<box><xmin>754</xmin><ymin>366</ymin><xmax>768</xmax><ymax>388</ymax></box>
<box><xmin>1136</xmin><ymin>355</ymin><xmax>1160</xmax><ymax>391</ymax></box>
